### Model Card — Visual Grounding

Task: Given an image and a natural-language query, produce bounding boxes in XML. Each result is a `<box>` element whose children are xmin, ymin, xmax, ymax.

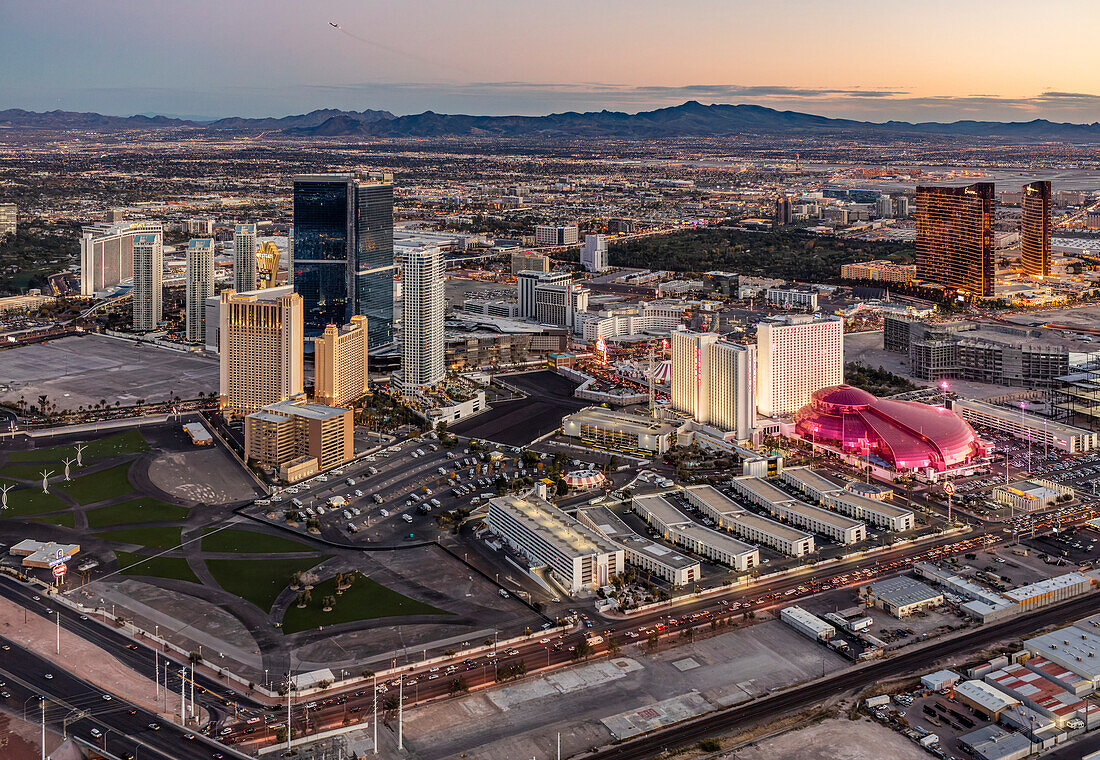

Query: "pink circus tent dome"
<box><xmin>794</xmin><ymin>385</ymin><xmax>988</xmax><ymax>472</ymax></box>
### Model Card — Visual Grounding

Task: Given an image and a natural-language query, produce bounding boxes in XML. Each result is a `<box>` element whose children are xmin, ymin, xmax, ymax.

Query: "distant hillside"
<box><xmin>4</xmin><ymin>101</ymin><xmax>1100</xmax><ymax>142</ymax></box>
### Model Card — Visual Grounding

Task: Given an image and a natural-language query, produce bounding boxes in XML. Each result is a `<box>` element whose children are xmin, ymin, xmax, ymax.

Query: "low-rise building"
<box><xmin>631</xmin><ymin>493</ymin><xmax>759</xmax><ymax>571</ymax></box>
<box><xmin>953</xmin><ymin>680</ymin><xmax>1020</xmax><ymax>721</ymax></box>
<box><xmin>921</xmin><ymin>669</ymin><xmax>961</xmax><ymax>692</ymax></box>
<box><xmin>681</xmin><ymin>485</ymin><xmax>814</xmax><ymax>556</ymax></box>
<box><xmin>993</xmin><ymin>479</ymin><xmax>1073</xmax><ymax>513</ymax></box>
<box><xmin>577</xmin><ymin>506</ymin><xmax>700</xmax><ymax>588</ymax></box>
<box><xmin>1024</xmin><ymin>622</ymin><xmax>1100</xmax><ymax>690</ymax></box>
<box><xmin>731</xmin><ymin>476</ymin><xmax>866</xmax><ymax>544</ymax></box>
<box><xmin>958</xmin><ymin>724</ymin><xmax>1031</xmax><ymax>760</ymax></box>
<box><xmin>839</xmin><ymin>259</ymin><xmax>917</xmax><ymax>284</ymax></box>
<box><xmin>1002</xmin><ymin>572</ymin><xmax>1092</xmax><ymax>611</ymax></box>
<box><xmin>822</xmin><ymin>491</ymin><xmax>915</xmax><ymax>532</ymax></box>
<box><xmin>561</xmin><ymin>406</ymin><xmax>682</xmax><ymax>458</ymax></box>
<box><xmin>861</xmin><ymin>575</ymin><xmax>944</xmax><ymax>617</ymax></box>
<box><xmin>10</xmin><ymin>540</ymin><xmax>79</xmax><ymax>568</ymax></box>
<box><xmin>951</xmin><ymin>397</ymin><xmax>1097</xmax><ymax>453</ymax></box>
<box><xmin>780</xmin><ymin>605</ymin><xmax>835</xmax><ymax>641</ymax></box>
<box><xmin>986</xmin><ymin>663</ymin><xmax>1095</xmax><ymax>727</ymax></box>
<box><xmin>766</xmin><ymin>287</ymin><xmax>818</xmax><ymax>311</ymax></box>
<box><xmin>486</xmin><ymin>495</ymin><xmax>624</xmax><ymax>595</ymax></box>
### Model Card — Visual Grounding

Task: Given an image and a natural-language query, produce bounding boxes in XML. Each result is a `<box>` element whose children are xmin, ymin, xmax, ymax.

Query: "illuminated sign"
<box><xmin>52</xmin><ymin>564</ymin><xmax>67</xmax><ymax>578</ymax></box>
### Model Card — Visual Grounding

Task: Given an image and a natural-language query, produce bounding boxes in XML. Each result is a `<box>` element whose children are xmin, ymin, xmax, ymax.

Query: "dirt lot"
<box><xmin>727</xmin><ymin>717</ymin><xmax>930</xmax><ymax>760</ymax></box>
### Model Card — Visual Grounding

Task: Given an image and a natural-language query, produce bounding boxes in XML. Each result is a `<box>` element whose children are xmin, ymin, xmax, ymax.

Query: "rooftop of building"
<box><xmin>1003</xmin><ymin>572</ymin><xmax>1091</xmax><ymax>603</ymax></box>
<box><xmin>954</xmin><ymin>680</ymin><xmax>1020</xmax><ymax>714</ymax></box>
<box><xmin>864</xmin><ymin>575</ymin><xmax>943</xmax><ymax>606</ymax></box>
<box><xmin>1024</xmin><ymin>627</ymin><xmax>1100</xmax><ymax>679</ymax></box>
<box><xmin>781</xmin><ymin>467</ymin><xmax>844</xmax><ymax>495</ymax></box>
<box><xmin>770</xmin><ymin>498</ymin><xmax>865</xmax><ymax>530</ymax></box>
<box><xmin>986</xmin><ymin>664</ymin><xmax>1087</xmax><ymax>718</ymax></box>
<box><xmin>732</xmin><ymin>476</ymin><xmax>799</xmax><ymax>505</ymax></box>
<box><xmin>826</xmin><ymin>490</ymin><xmax>914</xmax><ymax>519</ymax></box>
<box><xmin>564</xmin><ymin>406</ymin><xmax>682</xmax><ymax>435</ymax></box>
<box><xmin>781</xmin><ymin>605</ymin><xmax>834</xmax><ymax>631</ymax></box>
<box><xmin>684</xmin><ymin>485</ymin><xmax>747</xmax><ymax>517</ymax></box>
<box><xmin>728</xmin><ymin>510</ymin><xmax>812</xmax><ymax>543</ymax></box>
<box><xmin>633</xmin><ymin>493</ymin><xmax>692</xmax><ymax>526</ymax></box>
<box><xmin>672</xmin><ymin>520</ymin><xmax>757</xmax><ymax>557</ymax></box>
<box><xmin>1024</xmin><ymin>655</ymin><xmax>1094</xmax><ymax>692</ymax></box>
<box><xmin>953</xmin><ymin>397</ymin><xmax>1095</xmax><ymax>437</ymax></box>
<box><xmin>580</xmin><ymin>506</ymin><xmax>700</xmax><ymax>570</ymax></box>
<box><xmin>260</xmin><ymin>400</ymin><xmax>350</xmax><ymax>421</ymax></box>
<box><xmin>490</xmin><ymin>495</ymin><xmax>620</xmax><ymax>559</ymax></box>
<box><xmin>958</xmin><ymin>724</ymin><xmax>1031</xmax><ymax>760</ymax></box>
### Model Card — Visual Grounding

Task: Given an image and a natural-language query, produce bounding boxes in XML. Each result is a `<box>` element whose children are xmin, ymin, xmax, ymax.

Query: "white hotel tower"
<box><xmin>670</xmin><ymin>329</ymin><xmax>756</xmax><ymax>441</ymax></box>
<box><xmin>396</xmin><ymin>246</ymin><xmax>445</xmax><ymax>392</ymax></box>
<box><xmin>756</xmin><ymin>315</ymin><xmax>844</xmax><ymax>418</ymax></box>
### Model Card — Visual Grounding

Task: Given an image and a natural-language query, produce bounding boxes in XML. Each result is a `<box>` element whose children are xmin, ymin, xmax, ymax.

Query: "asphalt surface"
<box><xmin>582</xmin><ymin>591</ymin><xmax>1100</xmax><ymax>760</ymax></box>
<box><xmin>0</xmin><ymin>634</ymin><xmax>247</xmax><ymax>760</ymax></box>
<box><xmin>0</xmin><ymin>574</ymin><xmax>265</xmax><ymax>726</ymax></box>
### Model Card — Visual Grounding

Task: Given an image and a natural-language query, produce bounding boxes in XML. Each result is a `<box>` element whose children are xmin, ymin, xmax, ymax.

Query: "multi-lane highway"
<box><xmin>0</xmin><ymin>634</ymin><xmax>246</xmax><ymax>760</ymax></box>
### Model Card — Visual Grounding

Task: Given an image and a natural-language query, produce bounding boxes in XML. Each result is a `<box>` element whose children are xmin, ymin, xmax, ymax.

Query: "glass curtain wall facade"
<box><xmin>1021</xmin><ymin>181</ymin><xmax>1052</xmax><ymax>278</ymax></box>
<box><xmin>292</xmin><ymin>173</ymin><xmax>394</xmax><ymax>348</ymax></box>
<box><xmin>915</xmin><ymin>183</ymin><xmax>995</xmax><ymax>297</ymax></box>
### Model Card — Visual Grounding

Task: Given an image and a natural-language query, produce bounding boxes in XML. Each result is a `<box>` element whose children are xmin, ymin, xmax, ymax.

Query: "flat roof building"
<box><xmin>730</xmin><ymin>476</ymin><xmax>866</xmax><ymax>544</ymax></box>
<box><xmin>577</xmin><ymin>506</ymin><xmax>700</xmax><ymax>588</ymax></box>
<box><xmin>10</xmin><ymin>540</ymin><xmax>79</xmax><ymax>569</ymax></box>
<box><xmin>1025</xmin><ymin>623</ymin><xmax>1100</xmax><ymax>689</ymax></box>
<box><xmin>631</xmin><ymin>493</ymin><xmax>759</xmax><ymax>571</ymax></box>
<box><xmin>994</xmin><ymin>478</ymin><xmax>1073</xmax><ymax>513</ymax></box>
<box><xmin>958</xmin><ymin>724</ymin><xmax>1031</xmax><ymax>760</ymax></box>
<box><xmin>561</xmin><ymin>406</ymin><xmax>681</xmax><ymax>458</ymax></box>
<box><xmin>780</xmin><ymin>605</ymin><xmax>835</xmax><ymax>641</ymax></box>
<box><xmin>1003</xmin><ymin>572</ymin><xmax>1092</xmax><ymax>610</ymax></box>
<box><xmin>313</xmin><ymin>316</ymin><xmax>369</xmax><ymax>408</ymax></box>
<box><xmin>218</xmin><ymin>289</ymin><xmax>305</xmax><ymax>417</ymax></box>
<box><xmin>986</xmin><ymin>663</ymin><xmax>1094</xmax><ymax>726</ymax></box>
<box><xmin>486</xmin><ymin>495</ymin><xmax>624</xmax><ymax>595</ymax></box>
<box><xmin>510</xmin><ymin>251</ymin><xmax>550</xmax><ymax>274</ymax></box>
<box><xmin>862</xmin><ymin>575</ymin><xmax>944</xmax><ymax>617</ymax></box>
<box><xmin>244</xmin><ymin>399</ymin><xmax>354</xmax><ymax>481</ymax></box>
<box><xmin>680</xmin><ymin>485</ymin><xmax>813</xmax><ymax>557</ymax></box>
<box><xmin>951</xmin><ymin>397</ymin><xmax>1097</xmax><ymax>453</ymax></box>
<box><xmin>821</xmin><ymin>490</ymin><xmax>915</xmax><ymax>532</ymax></box>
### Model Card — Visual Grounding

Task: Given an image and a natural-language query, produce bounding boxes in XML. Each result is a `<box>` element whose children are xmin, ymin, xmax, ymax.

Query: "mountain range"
<box><xmin>3</xmin><ymin>101</ymin><xmax>1100</xmax><ymax>141</ymax></box>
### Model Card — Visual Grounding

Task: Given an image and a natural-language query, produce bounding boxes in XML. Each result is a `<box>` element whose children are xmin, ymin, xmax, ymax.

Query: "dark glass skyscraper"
<box><xmin>1021</xmin><ymin>181</ymin><xmax>1051</xmax><ymax>278</ymax></box>
<box><xmin>292</xmin><ymin>172</ymin><xmax>394</xmax><ymax>348</ymax></box>
<box><xmin>915</xmin><ymin>183</ymin><xmax>994</xmax><ymax>297</ymax></box>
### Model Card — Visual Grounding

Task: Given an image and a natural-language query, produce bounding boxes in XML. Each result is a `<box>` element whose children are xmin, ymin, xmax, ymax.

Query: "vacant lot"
<box><xmin>281</xmin><ymin>572</ymin><xmax>450</xmax><ymax>634</ymax></box>
<box><xmin>206</xmin><ymin>556</ymin><xmax>331</xmax><ymax>614</ymax></box>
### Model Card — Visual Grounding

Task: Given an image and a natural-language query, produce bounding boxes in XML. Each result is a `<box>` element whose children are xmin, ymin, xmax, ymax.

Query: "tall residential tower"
<box><xmin>131</xmin><ymin>232</ymin><xmax>163</xmax><ymax>332</ymax></box>
<box><xmin>395</xmin><ymin>246</ymin><xmax>445</xmax><ymax>392</ymax></box>
<box><xmin>218</xmin><ymin>290</ymin><xmax>305</xmax><ymax>416</ymax></box>
<box><xmin>756</xmin><ymin>315</ymin><xmax>844</xmax><ymax>419</ymax></box>
<box><xmin>185</xmin><ymin>238</ymin><xmax>215</xmax><ymax>344</ymax></box>
<box><xmin>233</xmin><ymin>223</ymin><xmax>258</xmax><ymax>293</ymax></box>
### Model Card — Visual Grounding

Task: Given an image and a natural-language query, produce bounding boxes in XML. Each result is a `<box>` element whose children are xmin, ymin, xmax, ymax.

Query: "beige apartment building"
<box><xmin>313</xmin><ymin>316</ymin><xmax>369</xmax><ymax>407</ymax></box>
<box><xmin>244</xmin><ymin>399</ymin><xmax>354</xmax><ymax>482</ymax></box>
<box><xmin>218</xmin><ymin>289</ymin><xmax>304</xmax><ymax>417</ymax></box>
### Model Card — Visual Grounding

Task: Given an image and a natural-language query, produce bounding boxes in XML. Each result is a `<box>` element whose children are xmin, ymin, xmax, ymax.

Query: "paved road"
<box><xmin>0</xmin><ymin>634</ymin><xmax>246</xmax><ymax>760</ymax></box>
<box><xmin>0</xmin><ymin>575</ymin><xmax>265</xmax><ymax>726</ymax></box>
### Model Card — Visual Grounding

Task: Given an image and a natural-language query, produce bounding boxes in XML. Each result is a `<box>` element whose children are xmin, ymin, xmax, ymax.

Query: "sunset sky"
<box><xmin>2</xmin><ymin>0</ymin><xmax>1099</xmax><ymax>122</ymax></box>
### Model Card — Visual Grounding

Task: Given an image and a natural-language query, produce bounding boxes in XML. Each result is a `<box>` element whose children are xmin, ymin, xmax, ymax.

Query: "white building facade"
<box><xmin>397</xmin><ymin>246</ymin><xmax>445</xmax><ymax>390</ymax></box>
<box><xmin>185</xmin><ymin>238</ymin><xmax>215</xmax><ymax>344</ymax></box>
<box><xmin>756</xmin><ymin>315</ymin><xmax>844</xmax><ymax>418</ymax></box>
<box><xmin>131</xmin><ymin>232</ymin><xmax>163</xmax><ymax>332</ymax></box>
<box><xmin>233</xmin><ymin>223</ymin><xmax>258</xmax><ymax>293</ymax></box>
<box><xmin>580</xmin><ymin>234</ymin><xmax>609</xmax><ymax>272</ymax></box>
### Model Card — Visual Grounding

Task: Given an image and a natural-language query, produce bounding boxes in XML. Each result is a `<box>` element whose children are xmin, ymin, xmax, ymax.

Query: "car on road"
<box><xmin>43</xmin><ymin>673</ymin><xmax>53</xmax><ymax>680</ymax></box>
<box><xmin>148</xmin><ymin>722</ymin><xmax>160</xmax><ymax>731</ymax></box>
<box><xmin>90</xmin><ymin>728</ymin><xmax>102</xmax><ymax>738</ymax></box>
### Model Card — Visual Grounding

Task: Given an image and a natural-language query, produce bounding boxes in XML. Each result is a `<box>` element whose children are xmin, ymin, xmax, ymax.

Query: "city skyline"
<box><xmin>3</xmin><ymin>0</ymin><xmax>1100</xmax><ymax>121</ymax></box>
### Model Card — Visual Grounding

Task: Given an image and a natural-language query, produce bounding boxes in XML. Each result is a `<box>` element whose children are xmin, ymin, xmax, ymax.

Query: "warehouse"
<box><xmin>986</xmin><ymin>663</ymin><xmax>1094</xmax><ymax>727</ymax></box>
<box><xmin>953</xmin><ymin>680</ymin><xmax>1020</xmax><ymax>720</ymax></box>
<box><xmin>631</xmin><ymin>494</ymin><xmax>759</xmax><ymax>571</ymax></box>
<box><xmin>780</xmin><ymin>605</ymin><xmax>835</xmax><ymax>641</ymax></box>
<box><xmin>1002</xmin><ymin>572</ymin><xmax>1093</xmax><ymax>611</ymax></box>
<box><xmin>1024</xmin><ymin>622</ymin><xmax>1100</xmax><ymax>690</ymax></box>
<box><xmin>958</xmin><ymin>724</ymin><xmax>1032</xmax><ymax>760</ymax></box>
<box><xmin>577</xmin><ymin>506</ymin><xmax>701</xmax><ymax>587</ymax></box>
<box><xmin>921</xmin><ymin>669</ymin><xmax>961</xmax><ymax>692</ymax></box>
<box><xmin>766</xmin><ymin>499</ymin><xmax>867</xmax><ymax>544</ymax></box>
<box><xmin>486</xmin><ymin>495</ymin><xmax>624</xmax><ymax>596</ymax></box>
<box><xmin>861</xmin><ymin>575</ymin><xmax>944</xmax><ymax>617</ymax></box>
<box><xmin>822</xmin><ymin>491</ymin><xmax>915</xmax><ymax>532</ymax></box>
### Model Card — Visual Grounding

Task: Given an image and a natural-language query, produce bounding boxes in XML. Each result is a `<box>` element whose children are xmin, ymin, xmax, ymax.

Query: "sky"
<box><xmin>2</xmin><ymin>0</ymin><xmax>1100</xmax><ymax>123</ymax></box>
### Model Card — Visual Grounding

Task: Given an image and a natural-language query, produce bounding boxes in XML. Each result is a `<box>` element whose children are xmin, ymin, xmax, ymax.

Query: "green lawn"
<box><xmin>56</xmin><ymin>463</ymin><xmax>135</xmax><ymax>505</ymax></box>
<box><xmin>0</xmin><ymin>461</ymin><xmax>61</xmax><ymax>481</ymax></box>
<box><xmin>201</xmin><ymin>528</ymin><xmax>315</xmax><ymax>554</ymax></box>
<box><xmin>116</xmin><ymin>551</ymin><xmax>199</xmax><ymax>584</ymax></box>
<box><xmin>0</xmin><ymin>479</ymin><xmax>71</xmax><ymax>517</ymax></box>
<box><xmin>5</xmin><ymin>430</ymin><xmax>149</xmax><ymax>463</ymax></box>
<box><xmin>280</xmin><ymin>573</ymin><xmax>449</xmax><ymax>635</ymax></box>
<box><xmin>29</xmin><ymin>513</ymin><xmax>76</xmax><ymax>528</ymax></box>
<box><xmin>85</xmin><ymin>498</ymin><xmax>189</xmax><ymax>528</ymax></box>
<box><xmin>206</xmin><ymin>557</ymin><xmax>330</xmax><ymax>614</ymax></box>
<box><xmin>96</xmin><ymin>526</ymin><xmax>182</xmax><ymax>550</ymax></box>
